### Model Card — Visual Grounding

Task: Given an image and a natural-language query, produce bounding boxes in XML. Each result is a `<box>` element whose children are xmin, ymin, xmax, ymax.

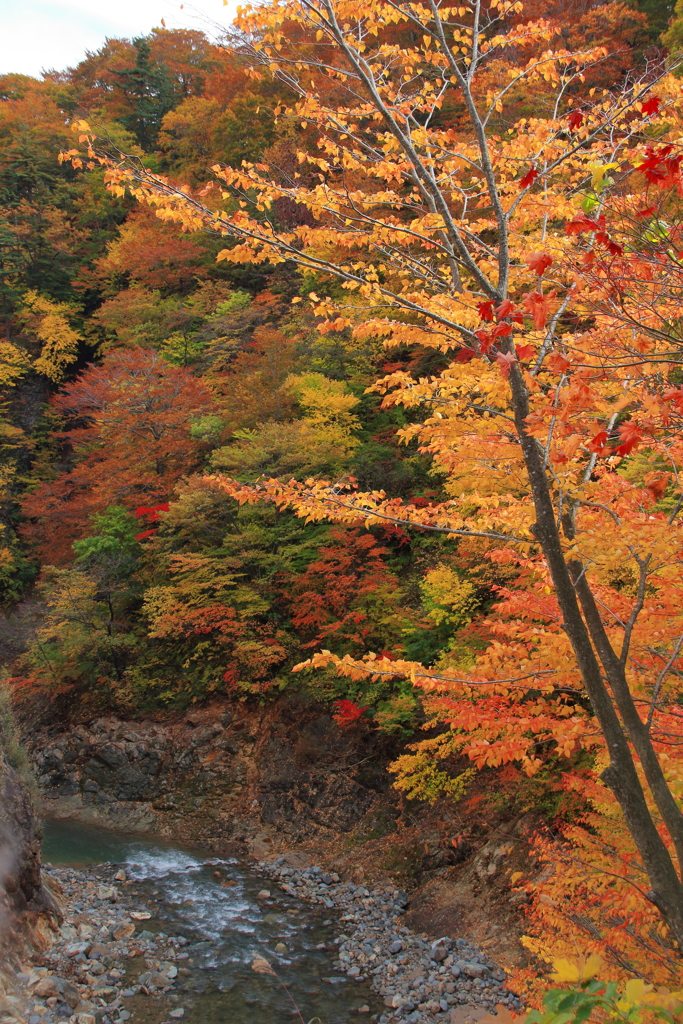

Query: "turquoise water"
<box><xmin>42</xmin><ymin>818</ymin><xmax>379</xmax><ymax>1023</ymax></box>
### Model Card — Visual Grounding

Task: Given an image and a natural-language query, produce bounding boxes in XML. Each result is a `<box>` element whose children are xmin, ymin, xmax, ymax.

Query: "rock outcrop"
<box><xmin>27</xmin><ymin>699</ymin><xmax>388</xmax><ymax>841</ymax></box>
<box><xmin>0</xmin><ymin>727</ymin><xmax>61</xmax><ymax>959</ymax></box>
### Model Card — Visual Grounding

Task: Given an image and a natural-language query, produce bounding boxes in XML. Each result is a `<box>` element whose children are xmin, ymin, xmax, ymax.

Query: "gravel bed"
<box><xmin>3</xmin><ymin>857</ymin><xmax>521</xmax><ymax>1024</ymax></box>
<box><xmin>4</xmin><ymin>863</ymin><xmax>192</xmax><ymax>1024</ymax></box>
<box><xmin>258</xmin><ymin>858</ymin><xmax>523</xmax><ymax>1024</ymax></box>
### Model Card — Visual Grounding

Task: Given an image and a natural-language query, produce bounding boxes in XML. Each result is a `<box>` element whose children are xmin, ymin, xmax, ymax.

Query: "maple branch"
<box><xmin>423</xmin><ymin>0</ymin><xmax>509</xmax><ymax>294</ymax></box>
<box><xmin>298</xmin><ymin>489</ymin><xmax>529</xmax><ymax>543</ymax></box>
<box><xmin>647</xmin><ymin>636</ymin><xmax>683</xmax><ymax>732</ymax></box>
<box><xmin>531</xmin><ymin>292</ymin><xmax>573</xmax><ymax>376</ymax></box>
<box><xmin>620</xmin><ymin>553</ymin><xmax>652</xmax><ymax>667</ymax></box>
<box><xmin>296</xmin><ymin>655</ymin><xmax>562</xmax><ymax>690</ymax></box>
<box><xmin>305</xmin><ymin>0</ymin><xmax>500</xmax><ymax>298</ymax></box>
<box><xmin>667</xmin><ymin>494</ymin><xmax>683</xmax><ymax>526</ymax></box>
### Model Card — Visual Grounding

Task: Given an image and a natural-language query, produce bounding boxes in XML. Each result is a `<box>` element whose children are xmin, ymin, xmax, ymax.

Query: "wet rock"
<box><xmin>148</xmin><ymin>972</ymin><xmax>173</xmax><ymax>988</ymax></box>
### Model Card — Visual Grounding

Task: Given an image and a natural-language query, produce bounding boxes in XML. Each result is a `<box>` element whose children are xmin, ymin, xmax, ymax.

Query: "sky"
<box><xmin>0</xmin><ymin>0</ymin><xmax>239</xmax><ymax>78</ymax></box>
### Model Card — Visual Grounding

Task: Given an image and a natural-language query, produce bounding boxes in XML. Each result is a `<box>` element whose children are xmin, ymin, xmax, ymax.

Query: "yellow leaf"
<box><xmin>624</xmin><ymin>979</ymin><xmax>652</xmax><ymax>1003</ymax></box>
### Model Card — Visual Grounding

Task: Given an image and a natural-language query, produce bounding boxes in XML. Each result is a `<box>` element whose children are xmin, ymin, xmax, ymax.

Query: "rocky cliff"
<box><xmin>0</xmin><ymin>704</ymin><xmax>60</xmax><ymax>962</ymax></box>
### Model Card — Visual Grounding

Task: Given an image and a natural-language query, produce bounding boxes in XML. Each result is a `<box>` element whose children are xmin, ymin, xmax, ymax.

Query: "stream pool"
<box><xmin>42</xmin><ymin>818</ymin><xmax>380</xmax><ymax>1024</ymax></box>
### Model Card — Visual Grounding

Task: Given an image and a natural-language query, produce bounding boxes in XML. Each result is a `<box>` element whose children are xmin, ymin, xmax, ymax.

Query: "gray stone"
<box><xmin>66</xmin><ymin>941</ymin><xmax>90</xmax><ymax>956</ymax></box>
<box><xmin>389</xmin><ymin>941</ymin><xmax>403</xmax><ymax>954</ymax></box>
<box><xmin>463</xmin><ymin>963</ymin><xmax>488</xmax><ymax>979</ymax></box>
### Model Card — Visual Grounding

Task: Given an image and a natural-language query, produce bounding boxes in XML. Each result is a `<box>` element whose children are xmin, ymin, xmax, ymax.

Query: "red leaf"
<box><xmin>519</xmin><ymin>166</ymin><xmax>539</xmax><ymax>189</ymax></box>
<box><xmin>455</xmin><ymin>347</ymin><xmax>475</xmax><ymax>362</ymax></box>
<box><xmin>638</xmin><ymin>144</ymin><xmax>681</xmax><ymax>184</ymax></box>
<box><xmin>565</xmin><ymin>214</ymin><xmax>605</xmax><ymax>236</ymax></box>
<box><xmin>527</xmin><ymin>252</ymin><xmax>553</xmax><ymax>276</ymax></box>
<box><xmin>495</xmin><ymin>351</ymin><xmax>517</xmax><ymax>378</ymax></box>
<box><xmin>496</xmin><ymin>299</ymin><xmax>517</xmax><ymax>318</ymax></box>
<box><xmin>522</xmin><ymin>290</ymin><xmax>553</xmax><ymax>330</ymax></box>
<box><xmin>332</xmin><ymin>699</ymin><xmax>367</xmax><ymax>728</ymax></box>
<box><xmin>475</xmin><ymin>328</ymin><xmax>492</xmax><ymax>352</ymax></box>
<box><xmin>663</xmin><ymin>385</ymin><xmax>683</xmax><ymax>411</ymax></box>
<box><xmin>635</xmin><ymin>205</ymin><xmax>657</xmax><ymax>219</ymax></box>
<box><xmin>134</xmin><ymin>502</ymin><xmax>170</xmax><ymax>523</ymax></box>
<box><xmin>644</xmin><ymin>471</ymin><xmax>670</xmax><ymax>500</ymax></box>
<box><xmin>586</xmin><ymin>430</ymin><xmax>609</xmax><ymax>454</ymax></box>
<box><xmin>614</xmin><ymin>421</ymin><xmax>642</xmax><ymax>455</ymax></box>
<box><xmin>492</xmin><ymin>321</ymin><xmax>513</xmax><ymax>337</ymax></box>
<box><xmin>641</xmin><ymin>96</ymin><xmax>661</xmax><ymax>117</ymax></box>
<box><xmin>515</xmin><ymin>342</ymin><xmax>535</xmax><ymax>361</ymax></box>
<box><xmin>135</xmin><ymin>528</ymin><xmax>157</xmax><ymax>540</ymax></box>
<box><xmin>546</xmin><ymin>351</ymin><xmax>571</xmax><ymax>373</ymax></box>
<box><xmin>567</xmin><ymin>109</ymin><xmax>584</xmax><ymax>130</ymax></box>
<box><xmin>477</xmin><ymin>300</ymin><xmax>495</xmax><ymax>321</ymax></box>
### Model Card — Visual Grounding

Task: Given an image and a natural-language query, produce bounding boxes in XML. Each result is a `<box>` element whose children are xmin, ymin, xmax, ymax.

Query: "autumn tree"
<box><xmin>71</xmin><ymin>0</ymin><xmax>683</xmax><ymax>964</ymax></box>
<box><xmin>21</xmin><ymin>348</ymin><xmax>216</xmax><ymax>561</ymax></box>
<box><xmin>17</xmin><ymin>290</ymin><xmax>82</xmax><ymax>381</ymax></box>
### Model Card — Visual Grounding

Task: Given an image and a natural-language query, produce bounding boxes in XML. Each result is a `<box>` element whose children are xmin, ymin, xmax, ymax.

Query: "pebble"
<box><xmin>10</xmin><ymin>845</ymin><xmax>521</xmax><ymax>1024</ymax></box>
<box><xmin>6</xmin><ymin>859</ymin><xmax>200</xmax><ymax>1024</ymax></box>
<box><xmin>257</xmin><ymin>857</ymin><xmax>523</xmax><ymax>1024</ymax></box>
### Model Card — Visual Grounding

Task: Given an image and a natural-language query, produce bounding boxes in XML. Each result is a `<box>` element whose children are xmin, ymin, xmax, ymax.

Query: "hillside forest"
<box><xmin>6</xmin><ymin>0</ymin><xmax>683</xmax><ymax>1007</ymax></box>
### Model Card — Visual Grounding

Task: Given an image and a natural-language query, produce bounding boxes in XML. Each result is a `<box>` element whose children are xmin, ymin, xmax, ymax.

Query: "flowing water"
<box><xmin>42</xmin><ymin>819</ymin><xmax>380</xmax><ymax>1024</ymax></box>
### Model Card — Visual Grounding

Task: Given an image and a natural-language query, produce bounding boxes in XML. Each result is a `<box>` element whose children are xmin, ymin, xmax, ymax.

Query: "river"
<box><xmin>42</xmin><ymin>818</ymin><xmax>381</xmax><ymax>1024</ymax></box>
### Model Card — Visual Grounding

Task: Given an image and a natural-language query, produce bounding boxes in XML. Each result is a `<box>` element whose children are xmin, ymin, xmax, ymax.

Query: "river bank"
<box><xmin>21</xmin><ymin>698</ymin><xmax>535</xmax><ymax>979</ymax></box>
<box><xmin>256</xmin><ymin>856</ymin><xmax>523</xmax><ymax>1023</ymax></box>
<box><xmin>9</xmin><ymin>820</ymin><xmax>382</xmax><ymax>1024</ymax></box>
<box><xmin>3</xmin><ymin>820</ymin><xmax>521</xmax><ymax>1024</ymax></box>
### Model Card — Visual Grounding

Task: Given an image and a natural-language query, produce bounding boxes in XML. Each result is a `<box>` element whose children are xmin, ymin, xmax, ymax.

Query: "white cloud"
<box><xmin>0</xmin><ymin>0</ymin><xmax>238</xmax><ymax>78</ymax></box>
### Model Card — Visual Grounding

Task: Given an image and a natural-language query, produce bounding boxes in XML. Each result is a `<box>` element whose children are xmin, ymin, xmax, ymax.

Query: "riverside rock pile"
<box><xmin>4</xmin><ymin>864</ymin><xmax>191</xmax><ymax>1024</ymax></box>
<box><xmin>3</xmin><ymin>853</ymin><xmax>521</xmax><ymax>1024</ymax></box>
<box><xmin>259</xmin><ymin>858</ymin><xmax>523</xmax><ymax>1024</ymax></box>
